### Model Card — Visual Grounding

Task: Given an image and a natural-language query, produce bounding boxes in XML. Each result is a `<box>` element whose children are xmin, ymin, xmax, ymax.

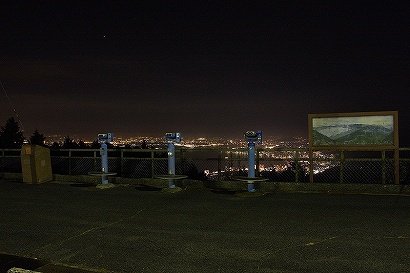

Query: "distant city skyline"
<box><xmin>42</xmin><ymin>132</ymin><xmax>307</xmax><ymax>146</ymax></box>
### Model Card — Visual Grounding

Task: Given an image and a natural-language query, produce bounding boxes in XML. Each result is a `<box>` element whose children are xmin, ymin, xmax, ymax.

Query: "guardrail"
<box><xmin>1</xmin><ymin>148</ymin><xmax>410</xmax><ymax>184</ymax></box>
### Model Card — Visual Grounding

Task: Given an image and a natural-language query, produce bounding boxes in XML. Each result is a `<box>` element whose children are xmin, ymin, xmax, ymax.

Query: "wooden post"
<box><xmin>309</xmin><ymin>149</ymin><xmax>313</xmax><ymax>183</ymax></box>
<box><xmin>340</xmin><ymin>150</ymin><xmax>344</xmax><ymax>184</ymax></box>
<box><xmin>381</xmin><ymin>150</ymin><xmax>386</xmax><ymax>184</ymax></box>
<box><xmin>395</xmin><ymin>148</ymin><xmax>400</xmax><ymax>184</ymax></box>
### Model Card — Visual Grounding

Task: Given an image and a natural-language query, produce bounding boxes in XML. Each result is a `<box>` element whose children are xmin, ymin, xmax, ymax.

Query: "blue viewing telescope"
<box><xmin>96</xmin><ymin>132</ymin><xmax>115</xmax><ymax>185</ymax></box>
<box><xmin>165</xmin><ymin>132</ymin><xmax>181</xmax><ymax>143</ymax></box>
<box><xmin>244</xmin><ymin>130</ymin><xmax>262</xmax><ymax>144</ymax></box>
<box><xmin>98</xmin><ymin>133</ymin><xmax>114</xmax><ymax>143</ymax></box>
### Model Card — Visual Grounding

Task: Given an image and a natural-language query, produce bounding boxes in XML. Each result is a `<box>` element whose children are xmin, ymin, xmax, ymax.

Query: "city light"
<box><xmin>42</xmin><ymin>134</ymin><xmax>340</xmax><ymax>177</ymax></box>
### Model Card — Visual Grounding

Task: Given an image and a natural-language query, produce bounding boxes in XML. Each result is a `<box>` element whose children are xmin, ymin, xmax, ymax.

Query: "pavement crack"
<box><xmin>304</xmin><ymin>236</ymin><xmax>338</xmax><ymax>246</ymax></box>
<box><xmin>257</xmin><ymin>236</ymin><xmax>339</xmax><ymax>270</ymax></box>
<box><xmin>29</xmin><ymin>209</ymin><xmax>144</xmax><ymax>256</ymax></box>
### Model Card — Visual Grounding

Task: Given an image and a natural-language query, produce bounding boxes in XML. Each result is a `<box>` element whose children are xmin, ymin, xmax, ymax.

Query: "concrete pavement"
<box><xmin>1</xmin><ymin>179</ymin><xmax>410</xmax><ymax>272</ymax></box>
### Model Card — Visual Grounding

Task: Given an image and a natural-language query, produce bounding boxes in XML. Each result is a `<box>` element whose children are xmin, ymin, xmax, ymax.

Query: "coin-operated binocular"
<box><xmin>233</xmin><ymin>130</ymin><xmax>266</xmax><ymax>193</ymax></box>
<box><xmin>165</xmin><ymin>132</ymin><xmax>182</xmax><ymax>144</ymax></box>
<box><xmin>98</xmin><ymin>133</ymin><xmax>114</xmax><ymax>184</ymax></box>
<box><xmin>165</xmin><ymin>132</ymin><xmax>182</xmax><ymax>188</ymax></box>
<box><xmin>154</xmin><ymin>132</ymin><xmax>187</xmax><ymax>191</ymax></box>
<box><xmin>244</xmin><ymin>130</ymin><xmax>262</xmax><ymax>145</ymax></box>
<box><xmin>245</xmin><ymin>130</ymin><xmax>262</xmax><ymax>188</ymax></box>
<box><xmin>98</xmin><ymin>133</ymin><xmax>114</xmax><ymax>143</ymax></box>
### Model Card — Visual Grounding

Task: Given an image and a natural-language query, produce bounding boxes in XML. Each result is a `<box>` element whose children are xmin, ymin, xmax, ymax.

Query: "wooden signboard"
<box><xmin>308</xmin><ymin>111</ymin><xmax>399</xmax><ymax>183</ymax></box>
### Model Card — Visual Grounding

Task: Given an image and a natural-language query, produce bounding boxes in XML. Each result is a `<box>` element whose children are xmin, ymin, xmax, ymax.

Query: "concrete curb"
<box><xmin>209</xmin><ymin>180</ymin><xmax>410</xmax><ymax>196</ymax></box>
<box><xmin>1</xmin><ymin>173</ymin><xmax>410</xmax><ymax>196</ymax></box>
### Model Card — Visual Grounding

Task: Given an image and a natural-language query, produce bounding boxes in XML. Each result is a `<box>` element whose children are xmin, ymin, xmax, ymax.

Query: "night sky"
<box><xmin>1</xmin><ymin>2</ymin><xmax>409</xmax><ymax>144</ymax></box>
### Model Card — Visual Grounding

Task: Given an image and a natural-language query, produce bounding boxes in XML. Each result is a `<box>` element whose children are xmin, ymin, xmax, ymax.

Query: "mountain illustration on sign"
<box><xmin>313</xmin><ymin>124</ymin><xmax>394</xmax><ymax>146</ymax></box>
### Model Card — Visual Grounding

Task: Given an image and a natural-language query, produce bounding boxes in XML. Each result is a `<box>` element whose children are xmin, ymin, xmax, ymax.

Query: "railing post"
<box><xmin>340</xmin><ymin>150</ymin><xmax>344</xmax><ymax>184</ymax></box>
<box><xmin>394</xmin><ymin>148</ymin><xmax>400</xmax><ymax>184</ymax></box>
<box><xmin>295</xmin><ymin>149</ymin><xmax>300</xmax><ymax>183</ymax></box>
<box><xmin>309</xmin><ymin>149</ymin><xmax>314</xmax><ymax>183</ymax></box>
<box><xmin>120</xmin><ymin>149</ymin><xmax>124</xmax><ymax>177</ymax></box>
<box><xmin>68</xmin><ymin>150</ymin><xmax>72</xmax><ymax>175</ymax></box>
<box><xmin>151</xmin><ymin>150</ymin><xmax>155</xmax><ymax>178</ymax></box>
<box><xmin>256</xmin><ymin>148</ymin><xmax>260</xmax><ymax>176</ymax></box>
<box><xmin>93</xmin><ymin>150</ymin><xmax>97</xmax><ymax>172</ymax></box>
<box><xmin>181</xmin><ymin>148</ymin><xmax>187</xmax><ymax>175</ymax></box>
<box><xmin>230</xmin><ymin>150</ymin><xmax>233</xmax><ymax>176</ymax></box>
<box><xmin>0</xmin><ymin>149</ymin><xmax>3</xmax><ymax>172</ymax></box>
<box><xmin>381</xmin><ymin>150</ymin><xmax>386</xmax><ymax>184</ymax></box>
<box><xmin>217</xmin><ymin>149</ymin><xmax>222</xmax><ymax>181</ymax></box>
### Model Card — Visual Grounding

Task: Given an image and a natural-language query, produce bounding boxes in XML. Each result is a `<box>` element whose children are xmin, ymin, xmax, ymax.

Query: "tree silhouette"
<box><xmin>0</xmin><ymin>117</ymin><xmax>25</xmax><ymax>148</ymax></box>
<box><xmin>30</xmin><ymin>129</ymin><xmax>46</xmax><ymax>146</ymax></box>
<box><xmin>61</xmin><ymin>136</ymin><xmax>79</xmax><ymax>149</ymax></box>
<box><xmin>274</xmin><ymin>160</ymin><xmax>308</xmax><ymax>182</ymax></box>
<box><xmin>90</xmin><ymin>140</ymin><xmax>100</xmax><ymax>149</ymax></box>
<box><xmin>51</xmin><ymin>142</ymin><xmax>61</xmax><ymax>148</ymax></box>
<box><xmin>78</xmin><ymin>140</ymin><xmax>89</xmax><ymax>149</ymax></box>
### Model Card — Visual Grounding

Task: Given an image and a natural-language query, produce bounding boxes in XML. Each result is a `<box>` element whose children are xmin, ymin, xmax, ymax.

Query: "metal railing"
<box><xmin>1</xmin><ymin>147</ymin><xmax>410</xmax><ymax>184</ymax></box>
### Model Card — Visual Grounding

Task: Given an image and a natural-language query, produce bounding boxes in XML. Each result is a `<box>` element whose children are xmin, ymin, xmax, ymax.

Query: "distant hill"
<box><xmin>313</xmin><ymin>124</ymin><xmax>394</xmax><ymax>146</ymax></box>
<box><xmin>312</xmin><ymin>130</ymin><xmax>336</xmax><ymax>146</ymax></box>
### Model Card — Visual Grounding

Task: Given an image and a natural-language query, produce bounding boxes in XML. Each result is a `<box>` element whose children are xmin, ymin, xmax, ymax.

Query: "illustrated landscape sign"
<box><xmin>308</xmin><ymin>111</ymin><xmax>399</xmax><ymax>184</ymax></box>
<box><xmin>308</xmin><ymin>111</ymin><xmax>398</xmax><ymax>149</ymax></box>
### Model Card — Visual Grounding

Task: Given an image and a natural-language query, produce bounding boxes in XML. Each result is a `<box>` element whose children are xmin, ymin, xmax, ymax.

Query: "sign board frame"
<box><xmin>308</xmin><ymin>111</ymin><xmax>399</xmax><ymax>183</ymax></box>
<box><xmin>308</xmin><ymin>111</ymin><xmax>398</xmax><ymax>150</ymax></box>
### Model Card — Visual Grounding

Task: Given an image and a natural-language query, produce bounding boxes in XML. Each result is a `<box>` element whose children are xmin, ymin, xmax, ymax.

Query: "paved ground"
<box><xmin>1</xmin><ymin>180</ymin><xmax>410</xmax><ymax>273</ymax></box>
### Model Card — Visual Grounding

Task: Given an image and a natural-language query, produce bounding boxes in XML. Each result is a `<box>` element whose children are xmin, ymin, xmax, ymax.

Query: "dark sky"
<box><xmin>1</xmin><ymin>2</ymin><xmax>409</xmax><ymax>143</ymax></box>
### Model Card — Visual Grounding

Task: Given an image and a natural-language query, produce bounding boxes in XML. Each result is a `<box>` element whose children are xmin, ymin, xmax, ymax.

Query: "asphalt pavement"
<box><xmin>1</xmin><ymin>180</ymin><xmax>410</xmax><ymax>273</ymax></box>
